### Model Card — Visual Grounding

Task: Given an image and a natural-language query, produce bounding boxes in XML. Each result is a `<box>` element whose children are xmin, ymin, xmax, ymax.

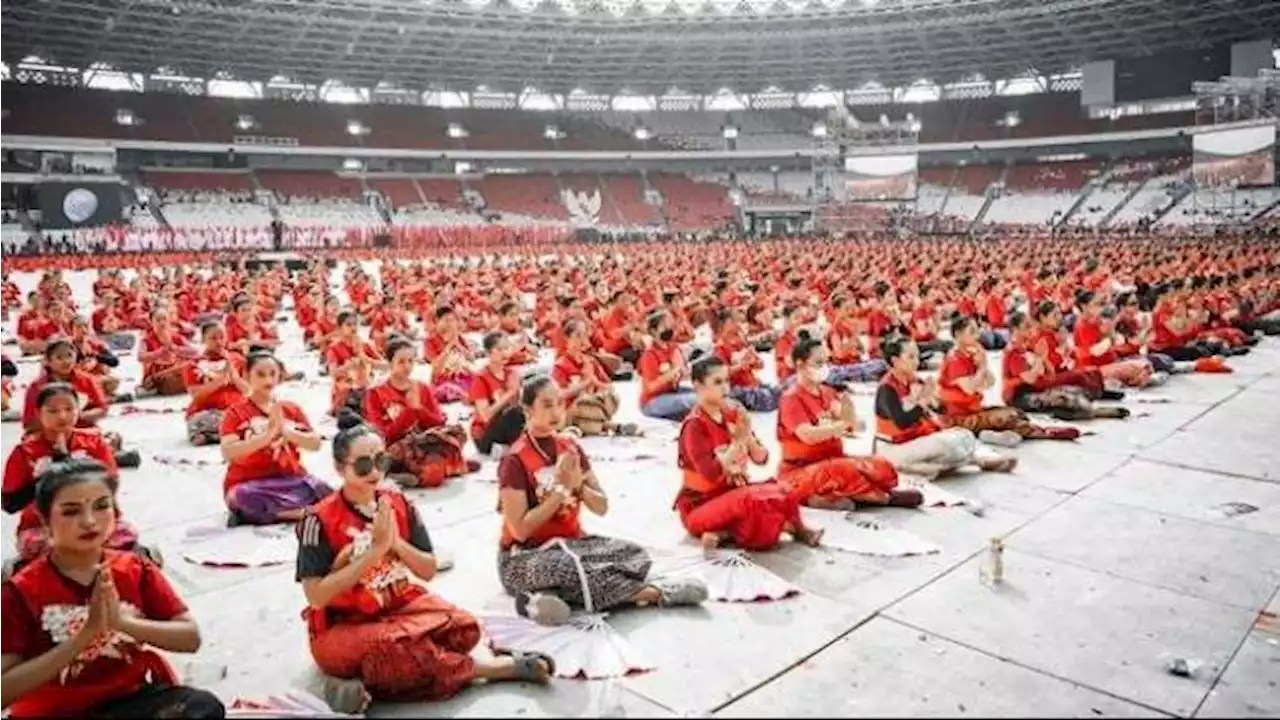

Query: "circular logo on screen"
<box><xmin>63</xmin><ymin>188</ymin><xmax>99</xmax><ymax>224</ymax></box>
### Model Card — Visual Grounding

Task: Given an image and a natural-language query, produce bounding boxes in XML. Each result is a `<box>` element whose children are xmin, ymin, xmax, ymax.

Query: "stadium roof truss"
<box><xmin>2</xmin><ymin>0</ymin><xmax>1277</xmax><ymax>97</ymax></box>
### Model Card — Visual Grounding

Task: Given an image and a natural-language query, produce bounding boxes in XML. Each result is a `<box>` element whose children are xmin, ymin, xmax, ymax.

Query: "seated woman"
<box><xmin>16</xmin><ymin>295</ymin><xmax>56</xmax><ymax>357</ymax></box>
<box><xmin>712</xmin><ymin>308</ymin><xmax>781</xmax><ymax>412</ymax></box>
<box><xmin>676</xmin><ymin>357</ymin><xmax>823</xmax><ymax>552</ymax></box>
<box><xmin>219</xmin><ymin>352</ymin><xmax>332</xmax><ymax>526</ymax></box>
<box><xmin>638</xmin><ymin>310</ymin><xmax>697</xmax><ymax>421</ymax></box>
<box><xmin>22</xmin><ymin>340</ymin><xmax>140</xmax><ymax>468</ymax></box>
<box><xmin>182</xmin><ymin>321</ymin><xmax>248</xmax><ymax>446</ymax></box>
<box><xmin>138</xmin><ymin>307</ymin><xmax>199</xmax><ymax>398</ymax></box>
<box><xmin>1002</xmin><ymin>313</ymin><xmax>1130</xmax><ymax>422</ymax></box>
<box><xmin>365</xmin><ymin>337</ymin><xmax>479</xmax><ymax>489</ymax></box>
<box><xmin>469</xmin><ymin>333</ymin><xmax>526</xmax><ymax>457</ymax></box>
<box><xmin>324</xmin><ymin>311</ymin><xmax>386</xmax><ymax>421</ymax></box>
<box><xmin>226</xmin><ymin>295</ymin><xmax>280</xmax><ymax>355</ymax></box>
<box><xmin>496</xmin><ymin>301</ymin><xmax>538</xmax><ymax>366</ymax></box>
<box><xmin>68</xmin><ymin>316</ymin><xmax>123</xmax><ymax>399</ymax></box>
<box><xmin>1072</xmin><ymin>291</ymin><xmax>1157</xmax><ymax>388</ymax></box>
<box><xmin>499</xmin><ymin>376</ymin><xmax>707</xmax><ymax>626</ymax></box>
<box><xmin>305</xmin><ymin>296</ymin><xmax>343</xmax><ymax>353</ymax></box>
<box><xmin>827</xmin><ymin>296</ymin><xmax>889</xmax><ymax>383</ymax></box>
<box><xmin>777</xmin><ymin>339</ymin><xmax>921</xmax><ymax>510</ymax></box>
<box><xmin>1</xmin><ymin>458</ymin><xmax>223</xmax><ymax>719</ymax></box>
<box><xmin>551</xmin><ymin>318</ymin><xmax>637</xmax><ymax>437</ymax></box>
<box><xmin>423</xmin><ymin>306</ymin><xmax>477</xmax><ymax>405</ymax></box>
<box><xmin>1029</xmin><ymin>301</ymin><xmax>1116</xmax><ymax>400</ymax></box>
<box><xmin>3</xmin><ymin>384</ymin><xmax>145</xmax><ymax>566</ymax></box>
<box><xmin>2</xmin><ymin>354</ymin><xmax>16</xmax><ymax>422</ymax></box>
<box><xmin>296</xmin><ymin>422</ymin><xmax>551</xmax><ymax>713</ymax></box>
<box><xmin>938</xmin><ymin>315</ymin><xmax>1080</xmax><ymax>445</ymax></box>
<box><xmin>874</xmin><ymin>336</ymin><xmax>1017</xmax><ymax>479</ymax></box>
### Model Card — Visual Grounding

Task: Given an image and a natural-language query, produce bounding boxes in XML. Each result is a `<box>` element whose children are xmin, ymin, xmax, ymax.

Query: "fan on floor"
<box><xmin>651</xmin><ymin>549</ymin><xmax>799</xmax><ymax>602</ymax></box>
<box><xmin>228</xmin><ymin>690</ymin><xmax>359</xmax><ymax>718</ymax></box>
<box><xmin>482</xmin><ymin>613</ymin><xmax>654</xmax><ymax>680</ymax></box>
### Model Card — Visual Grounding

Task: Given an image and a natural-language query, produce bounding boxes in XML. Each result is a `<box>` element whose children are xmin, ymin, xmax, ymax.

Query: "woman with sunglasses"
<box><xmin>498</xmin><ymin>376</ymin><xmax>706</xmax><ymax>627</ymax></box>
<box><xmin>324</xmin><ymin>310</ymin><xmax>386</xmax><ymax>421</ymax></box>
<box><xmin>218</xmin><ymin>352</ymin><xmax>331</xmax><ymax>526</ymax></box>
<box><xmin>1</xmin><ymin>458</ymin><xmax>223</xmax><ymax>719</ymax></box>
<box><xmin>777</xmin><ymin>338</ymin><xmax>922</xmax><ymax>510</ymax></box>
<box><xmin>298</xmin><ymin>420</ymin><xmax>554</xmax><ymax>713</ymax></box>
<box><xmin>364</xmin><ymin>337</ymin><xmax>479</xmax><ymax>489</ymax></box>
<box><xmin>676</xmin><ymin>356</ymin><xmax>823</xmax><ymax>552</ymax></box>
<box><xmin>4</xmin><ymin>384</ymin><xmax>148</xmax><ymax>567</ymax></box>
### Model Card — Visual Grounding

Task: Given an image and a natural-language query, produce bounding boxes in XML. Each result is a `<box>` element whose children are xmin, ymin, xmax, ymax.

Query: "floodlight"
<box><xmin>114</xmin><ymin>109</ymin><xmax>137</xmax><ymax>126</ymax></box>
<box><xmin>235</xmin><ymin>114</ymin><xmax>256</xmax><ymax>131</ymax></box>
<box><xmin>723</xmin><ymin>125</ymin><xmax>739</xmax><ymax>139</ymax></box>
<box><xmin>811</xmin><ymin>123</ymin><xmax>828</xmax><ymax>138</ymax></box>
<box><xmin>346</xmin><ymin>120</ymin><xmax>369</xmax><ymax>136</ymax></box>
<box><xmin>447</xmin><ymin>123</ymin><xmax>469</xmax><ymax>138</ymax></box>
<box><xmin>634</xmin><ymin>127</ymin><xmax>651</xmax><ymax>140</ymax></box>
<box><xmin>342</xmin><ymin>158</ymin><xmax>363</xmax><ymax>171</ymax></box>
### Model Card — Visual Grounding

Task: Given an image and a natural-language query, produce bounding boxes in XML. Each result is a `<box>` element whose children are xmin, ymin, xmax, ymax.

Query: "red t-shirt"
<box><xmin>218</xmin><ymin>400</ymin><xmax>312</xmax><ymax>494</ymax></box>
<box><xmin>638</xmin><ymin>342</ymin><xmax>681</xmax><ymax>407</ymax></box>
<box><xmin>938</xmin><ymin>348</ymin><xmax>983</xmax><ymax>415</ymax></box>
<box><xmin>182</xmin><ymin>352</ymin><xmax>247</xmax><ymax>418</ymax></box>
<box><xmin>364</xmin><ymin>380</ymin><xmax>446</xmax><ymax>445</ymax></box>
<box><xmin>551</xmin><ymin>353</ymin><xmax>610</xmax><ymax>404</ymax></box>
<box><xmin>468</xmin><ymin>367</ymin><xmax>514</xmax><ymax>439</ymax></box>
<box><xmin>1</xmin><ymin>551</ymin><xmax>187</xmax><ymax>718</ymax></box>
<box><xmin>777</xmin><ymin>384</ymin><xmax>844</xmax><ymax>466</ymax></box>
<box><xmin>2</xmin><ymin>430</ymin><xmax>118</xmax><ymax>532</ymax></box>
<box><xmin>22</xmin><ymin>371</ymin><xmax>109</xmax><ymax>429</ymax></box>
<box><xmin>1073</xmin><ymin>317</ymin><xmax>1115</xmax><ymax>368</ymax></box>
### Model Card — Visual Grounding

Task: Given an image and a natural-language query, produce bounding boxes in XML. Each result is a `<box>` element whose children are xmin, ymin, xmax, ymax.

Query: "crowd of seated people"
<box><xmin>0</xmin><ymin>225</ymin><xmax>1277</xmax><ymax>716</ymax></box>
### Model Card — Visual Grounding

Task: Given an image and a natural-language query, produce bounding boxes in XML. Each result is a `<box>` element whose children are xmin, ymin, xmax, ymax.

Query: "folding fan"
<box><xmin>228</xmin><ymin>690</ymin><xmax>361</xmax><ymax>719</ymax></box>
<box><xmin>179</xmin><ymin>524</ymin><xmax>297</xmax><ymax>568</ymax></box>
<box><xmin>482</xmin><ymin>613</ymin><xmax>655</xmax><ymax>680</ymax></box>
<box><xmin>800</xmin><ymin>507</ymin><xmax>940</xmax><ymax>558</ymax></box>
<box><xmin>650</xmin><ymin>549</ymin><xmax>799</xmax><ymax>603</ymax></box>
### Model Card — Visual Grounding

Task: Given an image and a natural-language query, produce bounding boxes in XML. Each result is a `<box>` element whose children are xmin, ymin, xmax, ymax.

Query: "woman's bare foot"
<box><xmin>793</xmin><ymin>525</ymin><xmax>824</xmax><ymax>547</ymax></box>
<box><xmin>977</xmin><ymin>455</ymin><xmax>1018</xmax><ymax>473</ymax></box>
<box><xmin>700</xmin><ymin>531</ymin><xmax>722</xmax><ymax>557</ymax></box>
<box><xmin>807</xmin><ymin>494</ymin><xmax>859</xmax><ymax>511</ymax></box>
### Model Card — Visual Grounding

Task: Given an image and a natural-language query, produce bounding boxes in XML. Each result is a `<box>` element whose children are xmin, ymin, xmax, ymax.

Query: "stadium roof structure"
<box><xmin>2</xmin><ymin>0</ymin><xmax>1276</xmax><ymax>96</ymax></box>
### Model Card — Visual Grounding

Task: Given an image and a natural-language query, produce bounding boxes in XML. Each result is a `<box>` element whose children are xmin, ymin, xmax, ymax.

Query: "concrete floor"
<box><xmin>2</xmin><ymin>267</ymin><xmax>1277</xmax><ymax>718</ymax></box>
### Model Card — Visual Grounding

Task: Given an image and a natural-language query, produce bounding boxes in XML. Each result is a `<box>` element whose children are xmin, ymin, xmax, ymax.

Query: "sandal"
<box><xmin>493</xmin><ymin>648</ymin><xmax>556</xmax><ymax>684</ymax></box>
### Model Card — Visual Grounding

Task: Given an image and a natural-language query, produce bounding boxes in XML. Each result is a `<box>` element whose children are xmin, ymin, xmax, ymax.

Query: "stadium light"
<box><xmin>722</xmin><ymin>125</ymin><xmax>739</xmax><ymax>139</ymax></box>
<box><xmin>997</xmin><ymin>111</ymin><xmax>1022</xmax><ymax>128</ymax></box>
<box><xmin>447</xmin><ymin>122</ymin><xmax>469</xmax><ymax>139</ymax></box>
<box><xmin>342</xmin><ymin>158</ymin><xmax>363</xmax><ymax>171</ymax></box>
<box><xmin>811</xmin><ymin>122</ymin><xmax>828</xmax><ymax>138</ymax></box>
<box><xmin>544</xmin><ymin>124</ymin><xmax>564</xmax><ymax>140</ymax></box>
<box><xmin>634</xmin><ymin>127</ymin><xmax>651</xmax><ymax>140</ymax></box>
<box><xmin>114</xmin><ymin>108</ymin><xmax>137</xmax><ymax>126</ymax></box>
<box><xmin>455</xmin><ymin>161</ymin><xmax>473</xmax><ymax>175</ymax></box>
<box><xmin>235</xmin><ymin>114</ymin><xmax>256</xmax><ymax>131</ymax></box>
<box><xmin>346</xmin><ymin>120</ymin><xmax>369</xmax><ymax>136</ymax></box>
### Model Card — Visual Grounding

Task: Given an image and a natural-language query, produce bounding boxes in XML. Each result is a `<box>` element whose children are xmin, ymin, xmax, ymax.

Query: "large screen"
<box><xmin>36</xmin><ymin>182</ymin><xmax>126</xmax><ymax>230</ymax></box>
<box><xmin>1192</xmin><ymin>125</ymin><xmax>1276</xmax><ymax>188</ymax></box>
<box><xmin>843</xmin><ymin>154</ymin><xmax>918</xmax><ymax>201</ymax></box>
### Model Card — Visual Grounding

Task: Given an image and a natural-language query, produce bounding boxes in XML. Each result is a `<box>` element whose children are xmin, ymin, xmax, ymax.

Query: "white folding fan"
<box><xmin>482</xmin><ymin>613</ymin><xmax>654</xmax><ymax>680</ymax></box>
<box><xmin>228</xmin><ymin>690</ymin><xmax>361</xmax><ymax>719</ymax></box>
<box><xmin>651</xmin><ymin>548</ymin><xmax>799</xmax><ymax>603</ymax></box>
<box><xmin>179</xmin><ymin>524</ymin><xmax>297</xmax><ymax>568</ymax></box>
<box><xmin>800</xmin><ymin>507</ymin><xmax>941</xmax><ymax>558</ymax></box>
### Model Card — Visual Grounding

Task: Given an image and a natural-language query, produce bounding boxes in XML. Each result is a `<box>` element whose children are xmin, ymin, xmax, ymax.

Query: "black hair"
<box><xmin>385</xmin><ymin>335</ymin><xmax>415</xmax><ymax>361</ymax></box>
<box><xmin>337</xmin><ymin>310</ymin><xmax>358</xmax><ymax>326</ymax></box>
<box><xmin>199</xmin><ymin>320</ymin><xmax>222</xmax><ymax>337</ymax></box>
<box><xmin>1008</xmin><ymin>311</ymin><xmax>1029</xmax><ymax>331</ymax></box>
<box><xmin>230</xmin><ymin>295</ymin><xmax>250</xmax><ymax>311</ymax></box>
<box><xmin>498</xmin><ymin>301</ymin><xmax>517</xmax><ymax>316</ymax></box>
<box><xmin>1074</xmin><ymin>290</ymin><xmax>1095</xmax><ymax>308</ymax></box>
<box><xmin>434</xmin><ymin>305</ymin><xmax>455</xmax><ymax>320</ymax></box>
<box><xmin>482</xmin><ymin>331</ymin><xmax>506</xmax><ymax>353</ymax></box>
<box><xmin>792</xmin><ymin>337</ymin><xmax>825</xmax><ymax>365</ymax></box>
<box><xmin>646</xmin><ymin>310</ymin><xmax>667</xmax><ymax>334</ymax></box>
<box><xmin>691</xmin><ymin>355</ymin><xmax>726</xmax><ymax>384</ymax></box>
<box><xmin>563</xmin><ymin>317</ymin><xmax>585</xmax><ymax>338</ymax></box>
<box><xmin>332</xmin><ymin>418</ymin><xmax>378</xmax><ymax>463</ymax></box>
<box><xmin>1033</xmin><ymin>300</ymin><xmax>1057</xmax><ymax>320</ymax></box>
<box><xmin>244</xmin><ymin>350</ymin><xmax>281</xmax><ymax>375</ymax></box>
<box><xmin>950</xmin><ymin>314</ymin><xmax>976</xmax><ymax>338</ymax></box>
<box><xmin>881</xmin><ymin>334</ymin><xmax>912</xmax><ymax>364</ymax></box>
<box><xmin>44</xmin><ymin>337</ymin><xmax>76</xmax><ymax>360</ymax></box>
<box><xmin>33</xmin><ymin>457</ymin><xmax>117</xmax><ymax>519</ymax></box>
<box><xmin>520</xmin><ymin>374</ymin><xmax>555</xmax><ymax>406</ymax></box>
<box><xmin>35</xmin><ymin>381</ymin><xmax>78</xmax><ymax>409</ymax></box>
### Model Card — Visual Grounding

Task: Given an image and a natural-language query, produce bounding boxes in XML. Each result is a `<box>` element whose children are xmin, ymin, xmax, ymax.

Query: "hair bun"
<box><xmin>336</xmin><ymin>413</ymin><xmax>366</xmax><ymax>431</ymax></box>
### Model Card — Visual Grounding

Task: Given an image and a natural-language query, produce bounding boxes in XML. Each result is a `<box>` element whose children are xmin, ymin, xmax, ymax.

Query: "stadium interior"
<box><xmin>1</xmin><ymin>0</ymin><xmax>1278</xmax><ymax>718</ymax></box>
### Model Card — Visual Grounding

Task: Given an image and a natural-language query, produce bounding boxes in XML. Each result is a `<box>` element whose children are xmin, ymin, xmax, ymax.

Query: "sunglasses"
<box><xmin>349</xmin><ymin>452</ymin><xmax>391</xmax><ymax>476</ymax></box>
